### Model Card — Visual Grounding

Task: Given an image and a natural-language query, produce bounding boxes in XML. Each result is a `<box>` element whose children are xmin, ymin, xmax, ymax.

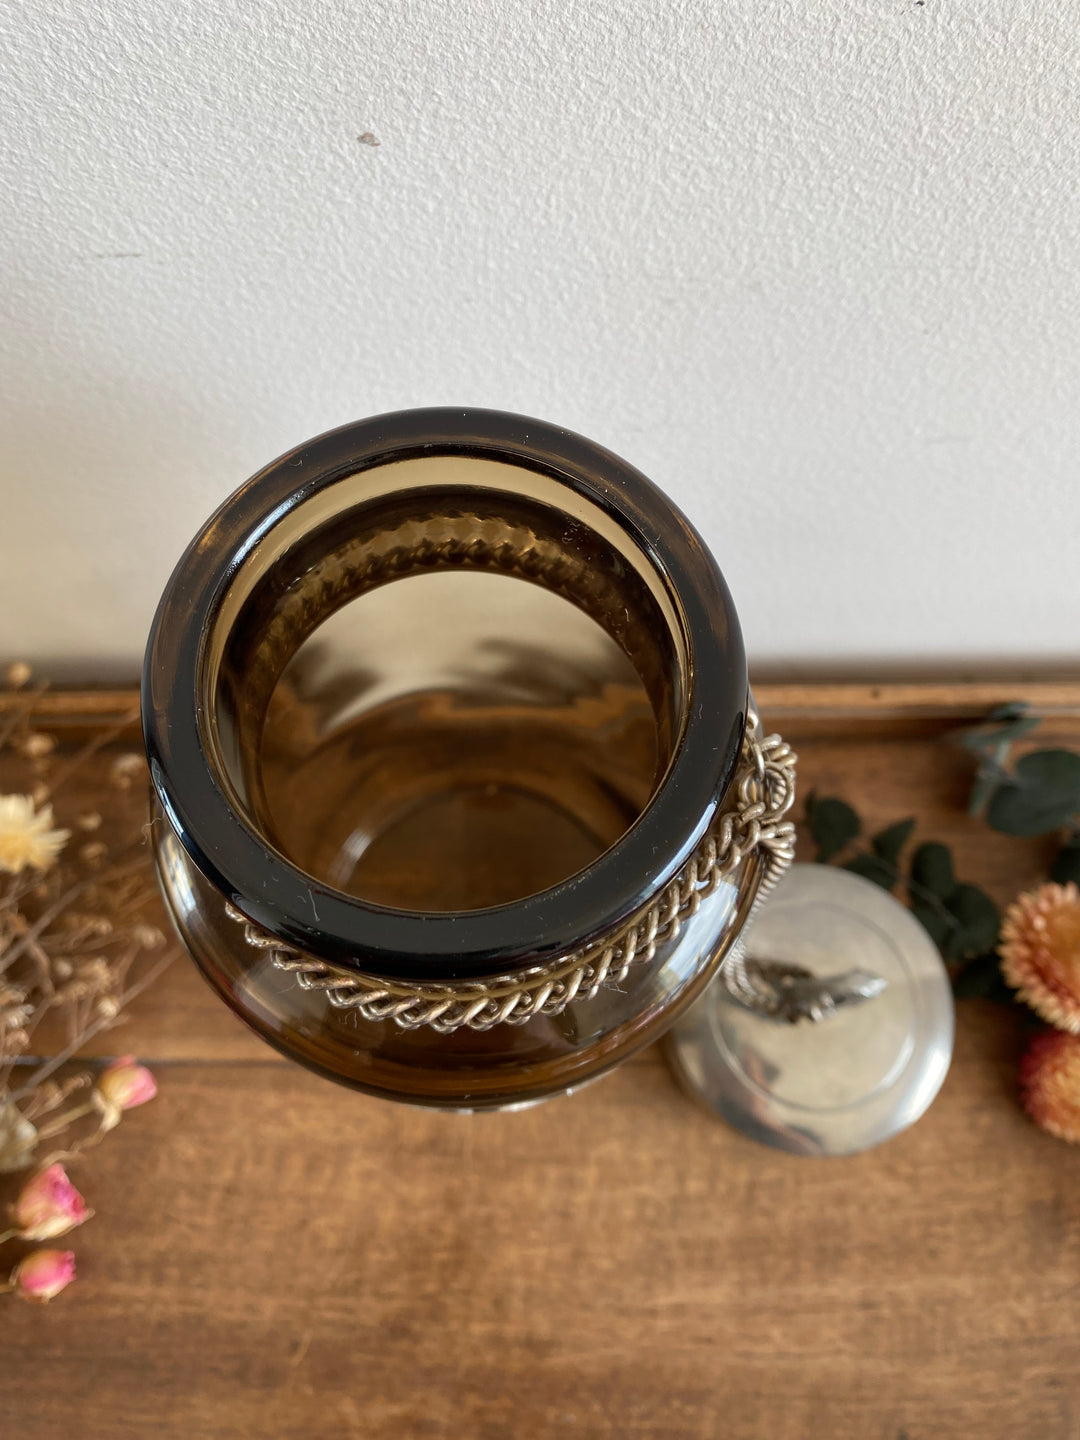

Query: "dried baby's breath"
<box><xmin>0</xmin><ymin>685</ymin><xmax>174</xmax><ymax>1177</ymax></box>
<box><xmin>109</xmin><ymin>754</ymin><xmax>146</xmax><ymax>791</ymax></box>
<box><xmin>18</xmin><ymin>733</ymin><xmax>56</xmax><ymax>760</ymax></box>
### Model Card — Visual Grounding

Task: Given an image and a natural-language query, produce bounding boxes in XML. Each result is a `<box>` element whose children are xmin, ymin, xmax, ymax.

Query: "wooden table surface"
<box><xmin>4</xmin><ymin>681</ymin><xmax>1080</xmax><ymax>1440</ymax></box>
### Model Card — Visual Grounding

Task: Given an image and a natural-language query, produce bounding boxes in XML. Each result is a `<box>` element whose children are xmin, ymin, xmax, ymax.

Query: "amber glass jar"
<box><xmin>143</xmin><ymin>409</ymin><xmax>794</xmax><ymax>1109</ymax></box>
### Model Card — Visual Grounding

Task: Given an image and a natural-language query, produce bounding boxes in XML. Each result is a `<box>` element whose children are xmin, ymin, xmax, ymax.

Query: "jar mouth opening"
<box><xmin>144</xmin><ymin>409</ymin><xmax>746</xmax><ymax>980</ymax></box>
<box><xmin>202</xmin><ymin>455</ymin><xmax>689</xmax><ymax>915</ymax></box>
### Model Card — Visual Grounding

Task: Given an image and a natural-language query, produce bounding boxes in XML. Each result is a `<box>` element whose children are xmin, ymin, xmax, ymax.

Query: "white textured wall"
<box><xmin>2</xmin><ymin>0</ymin><xmax>1078</xmax><ymax>674</ymax></box>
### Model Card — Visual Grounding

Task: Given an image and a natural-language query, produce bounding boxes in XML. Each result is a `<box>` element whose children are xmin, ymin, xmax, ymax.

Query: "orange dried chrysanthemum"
<box><xmin>1000</xmin><ymin>882</ymin><xmax>1080</xmax><ymax>1033</ymax></box>
<box><xmin>1019</xmin><ymin>1029</ymin><xmax>1080</xmax><ymax>1143</ymax></box>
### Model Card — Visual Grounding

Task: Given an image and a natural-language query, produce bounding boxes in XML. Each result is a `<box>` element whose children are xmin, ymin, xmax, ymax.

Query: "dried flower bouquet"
<box><xmin>0</xmin><ymin>664</ymin><xmax>173</xmax><ymax>1299</ymax></box>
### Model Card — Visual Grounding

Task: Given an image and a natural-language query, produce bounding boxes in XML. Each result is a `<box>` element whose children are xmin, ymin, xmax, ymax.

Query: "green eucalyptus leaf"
<box><xmin>943</xmin><ymin>883</ymin><xmax>1000</xmax><ymax>961</ymax></box>
<box><xmin>1050</xmin><ymin>837</ymin><xmax>1080</xmax><ymax>887</ymax></box>
<box><xmin>986</xmin><ymin>749</ymin><xmax>1080</xmax><ymax>836</ymax></box>
<box><xmin>910</xmin><ymin>895</ymin><xmax>954</xmax><ymax>949</ymax></box>
<box><xmin>842</xmin><ymin>852</ymin><xmax>898</xmax><ymax>891</ymax></box>
<box><xmin>1017</xmin><ymin>748</ymin><xmax>1080</xmax><ymax>786</ymax></box>
<box><xmin>871</xmin><ymin>818</ymin><xmax>916</xmax><ymax>865</ymax></box>
<box><xmin>910</xmin><ymin>842</ymin><xmax>956</xmax><ymax>899</ymax></box>
<box><xmin>808</xmin><ymin>795</ymin><xmax>860</xmax><ymax>862</ymax></box>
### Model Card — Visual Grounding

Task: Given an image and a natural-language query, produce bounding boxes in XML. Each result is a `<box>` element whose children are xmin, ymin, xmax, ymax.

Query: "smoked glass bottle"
<box><xmin>143</xmin><ymin>408</ymin><xmax>794</xmax><ymax>1109</ymax></box>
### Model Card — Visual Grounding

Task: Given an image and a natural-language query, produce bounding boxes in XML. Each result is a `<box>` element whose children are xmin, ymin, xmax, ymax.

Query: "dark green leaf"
<box><xmin>842</xmin><ymin>852</ymin><xmax>897</xmax><ymax>890</ymax></box>
<box><xmin>1017</xmin><ymin>748</ymin><xmax>1080</xmax><ymax>787</ymax></box>
<box><xmin>986</xmin><ymin>749</ymin><xmax>1080</xmax><ymax>836</ymax></box>
<box><xmin>910</xmin><ymin>842</ymin><xmax>956</xmax><ymax>899</ymax></box>
<box><xmin>942</xmin><ymin>883</ymin><xmax>1000</xmax><ymax>961</ymax></box>
<box><xmin>910</xmin><ymin>895</ymin><xmax>954</xmax><ymax>949</ymax></box>
<box><xmin>808</xmin><ymin>795</ymin><xmax>860</xmax><ymax>862</ymax></box>
<box><xmin>871</xmin><ymin>818</ymin><xmax>916</xmax><ymax>865</ymax></box>
<box><xmin>952</xmin><ymin>952</ymin><xmax>1015</xmax><ymax>1004</ymax></box>
<box><xmin>1050</xmin><ymin>837</ymin><xmax>1080</xmax><ymax>887</ymax></box>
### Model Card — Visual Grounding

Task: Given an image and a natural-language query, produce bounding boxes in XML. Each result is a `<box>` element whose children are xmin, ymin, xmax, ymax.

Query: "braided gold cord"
<box><xmin>226</xmin><ymin>717</ymin><xmax>796</xmax><ymax>1033</ymax></box>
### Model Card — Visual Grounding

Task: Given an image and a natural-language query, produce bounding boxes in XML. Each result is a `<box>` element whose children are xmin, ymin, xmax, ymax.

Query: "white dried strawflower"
<box><xmin>0</xmin><ymin>795</ymin><xmax>70</xmax><ymax>875</ymax></box>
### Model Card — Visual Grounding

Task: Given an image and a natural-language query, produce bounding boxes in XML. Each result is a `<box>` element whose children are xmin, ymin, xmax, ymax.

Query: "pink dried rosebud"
<box><xmin>94</xmin><ymin>1056</ymin><xmax>157</xmax><ymax>1129</ymax></box>
<box><xmin>11</xmin><ymin>1248</ymin><xmax>76</xmax><ymax>1301</ymax></box>
<box><xmin>14</xmin><ymin>1164</ymin><xmax>92</xmax><ymax>1241</ymax></box>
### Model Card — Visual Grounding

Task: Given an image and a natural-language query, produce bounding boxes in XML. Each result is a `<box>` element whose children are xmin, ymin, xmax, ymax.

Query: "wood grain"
<box><xmin>3</xmin><ymin>681</ymin><xmax>1080</xmax><ymax>1440</ymax></box>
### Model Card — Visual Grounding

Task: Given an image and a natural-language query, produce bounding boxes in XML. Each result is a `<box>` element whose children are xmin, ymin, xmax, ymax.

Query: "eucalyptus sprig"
<box><xmin>805</xmin><ymin>791</ymin><xmax>1007</xmax><ymax>999</ymax></box>
<box><xmin>960</xmin><ymin>703</ymin><xmax>1080</xmax><ymax>884</ymax></box>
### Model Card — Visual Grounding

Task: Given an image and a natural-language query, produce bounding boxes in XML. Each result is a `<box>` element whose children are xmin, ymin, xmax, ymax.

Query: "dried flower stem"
<box><xmin>0</xmin><ymin>684</ymin><xmax>48</xmax><ymax>755</ymax></box>
<box><xmin>33</xmin><ymin>1100</ymin><xmax>97</xmax><ymax>1140</ymax></box>
<box><xmin>0</xmin><ymin>679</ymin><xmax>172</xmax><ymax>1189</ymax></box>
<box><xmin>0</xmin><ymin>855</ymin><xmax>146</xmax><ymax>976</ymax></box>
<box><xmin>39</xmin><ymin>712</ymin><xmax>140</xmax><ymax>799</ymax></box>
<box><xmin>18</xmin><ymin>1073</ymin><xmax>89</xmax><ymax>1124</ymax></box>
<box><xmin>0</xmin><ymin>875</ymin><xmax>34</xmax><ymax>911</ymax></box>
<box><xmin>7</xmin><ymin>950</ymin><xmax>173</xmax><ymax>1105</ymax></box>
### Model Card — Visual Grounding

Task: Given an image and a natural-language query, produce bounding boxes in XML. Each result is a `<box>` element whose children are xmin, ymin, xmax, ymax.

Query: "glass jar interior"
<box><xmin>204</xmin><ymin>456</ymin><xmax>690</xmax><ymax>914</ymax></box>
<box><xmin>260</xmin><ymin>570</ymin><xmax>663</xmax><ymax>908</ymax></box>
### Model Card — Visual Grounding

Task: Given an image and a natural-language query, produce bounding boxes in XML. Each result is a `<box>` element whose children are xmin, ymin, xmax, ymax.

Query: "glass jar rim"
<box><xmin>143</xmin><ymin>407</ymin><xmax>747</xmax><ymax>981</ymax></box>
